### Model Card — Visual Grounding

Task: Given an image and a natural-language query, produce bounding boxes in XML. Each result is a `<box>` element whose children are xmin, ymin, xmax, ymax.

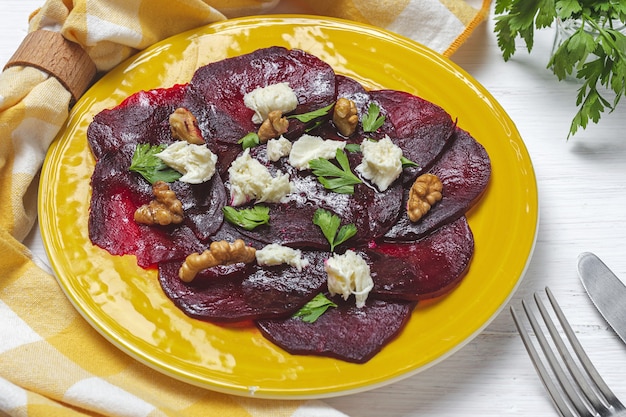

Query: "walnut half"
<box><xmin>407</xmin><ymin>173</ymin><xmax>443</xmax><ymax>222</ymax></box>
<box><xmin>134</xmin><ymin>181</ymin><xmax>184</xmax><ymax>226</ymax></box>
<box><xmin>179</xmin><ymin>239</ymin><xmax>257</xmax><ymax>282</ymax></box>
<box><xmin>169</xmin><ymin>107</ymin><xmax>205</xmax><ymax>144</ymax></box>
<box><xmin>257</xmin><ymin>110</ymin><xmax>289</xmax><ymax>143</ymax></box>
<box><xmin>333</xmin><ymin>98</ymin><xmax>358</xmax><ymax>137</ymax></box>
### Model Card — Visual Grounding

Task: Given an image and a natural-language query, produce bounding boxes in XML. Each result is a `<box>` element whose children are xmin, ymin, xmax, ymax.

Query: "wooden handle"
<box><xmin>4</xmin><ymin>30</ymin><xmax>97</xmax><ymax>104</ymax></box>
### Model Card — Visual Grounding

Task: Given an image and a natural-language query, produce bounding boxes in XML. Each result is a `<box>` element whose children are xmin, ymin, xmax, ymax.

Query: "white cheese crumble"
<box><xmin>228</xmin><ymin>149</ymin><xmax>293</xmax><ymax>206</ymax></box>
<box><xmin>156</xmin><ymin>141</ymin><xmax>217</xmax><ymax>184</ymax></box>
<box><xmin>243</xmin><ymin>82</ymin><xmax>298</xmax><ymax>124</ymax></box>
<box><xmin>356</xmin><ymin>136</ymin><xmax>403</xmax><ymax>191</ymax></box>
<box><xmin>266</xmin><ymin>136</ymin><xmax>292</xmax><ymax>162</ymax></box>
<box><xmin>256</xmin><ymin>243</ymin><xmax>309</xmax><ymax>271</ymax></box>
<box><xmin>288</xmin><ymin>134</ymin><xmax>346</xmax><ymax>170</ymax></box>
<box><xmin>325</xmin><ymin>250</ymin><xmax>374</xmax><ymax>308</ymax></box>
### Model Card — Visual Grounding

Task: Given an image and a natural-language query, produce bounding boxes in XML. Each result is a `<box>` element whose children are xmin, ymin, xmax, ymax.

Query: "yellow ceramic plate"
<box><xmin>39</xmin><ymin>16</ymin><xmax>538</xmax><ymax>399</ymax></box>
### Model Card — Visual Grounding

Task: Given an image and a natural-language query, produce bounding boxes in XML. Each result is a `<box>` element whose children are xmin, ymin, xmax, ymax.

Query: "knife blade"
<box><xmin>578</xmin><ymin>252</ymin><xmax>626</xmax><ymax>344</ymax></box>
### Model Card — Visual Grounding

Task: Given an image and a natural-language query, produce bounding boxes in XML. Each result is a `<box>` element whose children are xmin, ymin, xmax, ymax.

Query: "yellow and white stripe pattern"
<box><xmin>0</xmin><ymin>0</ymin><xmax>490</xmax><ymax>415</ymax></box>
<box><xmin>298</xmin><ymin>0</ymin><xmax>491</xmax><ymax>55</ymax></box>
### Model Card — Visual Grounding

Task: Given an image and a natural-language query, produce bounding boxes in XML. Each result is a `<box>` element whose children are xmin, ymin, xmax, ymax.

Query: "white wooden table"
<box><xmin>3</xmin><ymin>2</ymin><xmax>626</xmax><ymax>416</ymax></box>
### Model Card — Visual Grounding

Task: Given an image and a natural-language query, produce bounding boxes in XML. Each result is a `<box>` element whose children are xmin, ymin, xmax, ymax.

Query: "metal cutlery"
<box><xmin>511</xmin><ymin>287</ymin><xmax>626</xmax><ymax>417</ymax></box>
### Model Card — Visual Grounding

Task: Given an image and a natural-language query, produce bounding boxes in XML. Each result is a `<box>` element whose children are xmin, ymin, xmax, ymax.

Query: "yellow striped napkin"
<box><xmin>0</xmin><ymin>0</ymin><xmax>491</xmax><ymax>415</ymax></box>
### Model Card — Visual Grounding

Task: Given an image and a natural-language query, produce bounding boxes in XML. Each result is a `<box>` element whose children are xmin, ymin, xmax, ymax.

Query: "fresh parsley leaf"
<box><xmin>129</xmin><ymin>143</ymin><xmax>182</xmax><ymax>184</ymax></box>
<box><xmin>238</xmin><ymin>132</ymin><xmax>260</xmax><ymax>149</ymax></box>
<box><xmin>344</xmin><ymin>143</ymin><xmax>361</xmax><ymax>153</ymax></box>
<box><xmin>313</xmin><ymin>208</ymin><xmax>357</xmax><ymax>252</ymax></box>
<box><xmin>313</xmin><ymin>208</ymin><xmax>341</xmax><ymax>248</ymax></box>
<box><xmin>222</xmin><ymin>206</ymin><xmax>270</xmax><ymax>231</ymax></box>
<box><xmin>288</xmin><ymin>102</ymin><xmax>335</xmax><ymax>123</ymax></box>
<box><xmin>305</xmin><ymin>119</ymin><xmax>325</xmax><ymax>132</ymax></box>
<box><xmin>362</xmin><ymin>102</ymin><xmax>385</xmax><ymax>132</ymax></box>
<box><xmin>401</xmin><ymin>156</ymin><xmax>419</xmax><ymax>168</ymax></box>
<box><xmin>494</xmin><ymin>0</ymin><xmax>626</xmax><ymax>137</ymax></box>
<box><xmin>309</xmin><ymin>149</ymin><xmax>362</xmax><ymax>194</ymax></box>
<box><xmin>293</xmin><ymin>293</ymin><xmax>337</xmax><ymax>323</ymax></box>
<box><xmin>334</xmin><ymin>223</ymin><xmax>358</xmax><ymax>248</ymax></box>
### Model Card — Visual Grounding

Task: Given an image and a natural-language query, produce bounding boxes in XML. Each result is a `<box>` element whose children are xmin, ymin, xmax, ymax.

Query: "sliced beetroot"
<box><xmin>87</xmin><ymin>86</ymin><xmax>187</xmax><ymax>161</ymax></box>
<box><xmin>370</xmin><ymin>216</ymin><xmax>474</xmax><ymax>300</ymax></box>
<box><xmin>86</xmin><ymin>48</ymin><xmax>492</xmax><ymax>363</ymax></box>
<box><xmin>175</xmin><ymin>174</ymin><xmax>226</xmax><ymax>242</ymax></box>
<box><xmin>234</xmin><ymin>146</ymin><xmax>403</xmax><ymax>249</ymax></box>
<box><xmin>256</xmin><ymin>298</ymin><xmax>415</xmax><ymax>363</ymax></box>
<box><xmin>311</xmin><ymin>83</ymin><xmax>456</xmax><ymax>182</ymax></box>
<box><xmin>88</xmin><ymin>142</ymin><xmax>227</xmax><ymax>267</ymax></box>
<box><xmin>187</xmin><ymin>46</ymin><xmax>337</xmax><ymax>140</ymax></box>
<box><xmin>176</xmin><ymin>99</ymin><xmax>250</xmax><ymax>175</ymax></box>
<box><xmin>384</xmin><ymin>127</ymin><xmax>491</xmax><ymax>241</ymax></box>
<box><xmin>369</xmin><ymin>89</ymin><xmax>456</xmax><ymax>181</ymax></box>
<box><xmin>158</xmin><ymin>250</ymin><xmax>330</xmax><ymax>322</ymax></box>
<box><xmin>336</xmin><ymin>75</ymin><xmax>371</xmax><ymax>117</ymax></box>
<box><xmin>238</xmin><ymin>180</ymin><xmax>403</xmax><ymax>250</ymax></box>
<box><xmin>89</xmin><ymin>147</ymin><xmax>207</xmax><ymax>268</ymax></box>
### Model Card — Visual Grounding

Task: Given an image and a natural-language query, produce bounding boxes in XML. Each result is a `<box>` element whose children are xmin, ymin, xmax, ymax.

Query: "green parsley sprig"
<box><xmin>288</xmin><ymin>102</ymin><xmax>335</xmax><ymax>123</ymax></box>
<box><xmin>238</xmin><ymin>132</ymin><xmax>260</xmax><ymax>149</ymax></box>
<box><xmin>401</xmin><ymin>156</ymin><xmax>419</xmax><ymax>168</ymax></box>
<box><xmin>494</xmin><ymin>0</ymin><xmax>626</xmax><ymax>137</ymax></box>
<box><xmin>129</xmin><ymin>143</ymin><xmax>182</xmax><ymax>184</ymax></box>
<box><xmin>362</xmin><ymin>103</ymin><xmax>386</xmax><ymax>132</ymax></box>
<box><xmin>309</xmin><ymin>149</ymin><xmax>362</xmax><ymax>194</ymax></box>
<box><xmin>293</xmin><ymin>293</ymin><xmax>337</xmax><ymax>323</ymax></box>
<box><xmin>222</xmin><ymin>206</ymin><xmax>270</xmax><ymax>230</ymax></box>
<box><xmin>313</xmin><ymin>208</ymin><xmax>357</xmax><ymax>252</ymax></box>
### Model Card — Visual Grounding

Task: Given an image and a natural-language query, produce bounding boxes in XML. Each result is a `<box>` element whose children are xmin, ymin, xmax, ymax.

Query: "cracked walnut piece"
<box><xmin>179</xmin><ymin>239</ymin><xmax>257</xmax><ymax>282</ymax></box>
<box><xmin>407</xmin><ymin>173</ymin><xmax>443</xmax><ymax>222</ymax></box>
<box><xmin>169</xmin><ymin>107</ymin><xmax>205</xmax><ymax>144</ymax></box>
<box><xmin>333</xmin><ymin>98</ymin><xmax>358</xmax><ymax>137</ymax></box>
<box><xmin>257</xmin><ymin>110</ymin><xmax>289</xmax><ymax>143</ymax></box>
<box><xmin>134</xmin><ymin>181</ymin><xmax>184</xmax><ymax>226</ymax></box>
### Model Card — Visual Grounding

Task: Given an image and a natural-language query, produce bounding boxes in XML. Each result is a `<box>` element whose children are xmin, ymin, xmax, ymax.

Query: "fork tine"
<box><xmin>535</xmin><ymin>288</ymin><xmax>617</xmax><ymax>410</ymax></box>
<box><xmin>530</xmin><ymin>292</ymin><xmax>602</xmax><ymax>416</ymax></box>
<box><xmin>511</xmin><ymin>305</ymin><xmax>576</xmax><ymax>417</ymax></box>
<box><xmin>513</xmin><ymin>287</ymin><xmax>626</xmax><ymax>417</ymax></box>
<box><xmin>544</xmin><ymin>287</ymin><xmax>624</xmax><ymax>409</ymax></box>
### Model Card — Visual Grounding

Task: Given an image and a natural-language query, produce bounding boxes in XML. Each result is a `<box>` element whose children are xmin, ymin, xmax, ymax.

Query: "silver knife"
<box><xmin>578</xmin><ymin>252</ymin><xmax>626</xmax><ymax>344</ymax></box>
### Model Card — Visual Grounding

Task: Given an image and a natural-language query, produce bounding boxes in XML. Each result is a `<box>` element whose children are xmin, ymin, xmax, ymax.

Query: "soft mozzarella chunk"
<box><xmin>156</xmin><ymin>141</ymin><xmax>217</xmax><ymax>184</ymax></box>
<box><xmin>266</xmin><ymin>136</ymin><xmax>292</xmax><ymax>162</ymax></box>
<box><xmin>325</xmin><ymin>250</ymin><xmax>374</xmax><ymax>308</ymax></box>
<box><xmin>228</xmin><ymin>149</ymin><xmax>293</xmax><ymax>206</ymax></box>
<box><xmin>288</xmin><ymin>134</ymin><xmax>346</xmax><ymax>170</ymax></box>
<box><xmin>256</xmin><ymin>243</ymin><xmax>309</xmax><ymax>271</ymax></box>
<box><xmin>356</xmin><ymin>136</ymin><xmax>403</xmax><ymax>191</ymax></box>
<box><xmin>243</xmin><ymin>82</ymin><xmax>299</xmax><ymax>124</ymax></box>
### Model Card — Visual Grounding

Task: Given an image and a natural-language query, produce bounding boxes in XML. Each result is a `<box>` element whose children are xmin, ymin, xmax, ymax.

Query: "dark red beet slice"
<box><xmin>369</xmin><ymin>89</ymin><xmax>456</xmax><ymax>181</ymax></box>
<box><xmin>256</xmin><ymin>298</ymin><xmax>415</xmax><ymax>363</ymax></box>
<box><xmin>86</xmin><ymin>48</ymin><xmax>491</xmax><ymax>363</ymax></box>
<box><xmin>179</xmin><ymin>47</ymin><xmax>336</xmax><ymax>173</ymax></box>
<box><xmin>158</xmin><ymin>250</ymin><xmax>330</xmax><ymax>323</ymax></box>
<box><xmin>369</xmin><ymin>216</ymin><xmax>474</xmax><ymax>300</ymax></box>
<box><xmin>88</xmin><ymin>142</ymin><xmax>227</xmax><ymax>267</ymax></box>
<box><xmin>89</xmin><ymin>147</ymin><xmax>207</xmax><ymax>268</ymax></box>
<box><xmin>233</xmin><ymin>146</ymin><xmax>403</xmax><ymax>249</ymax></box>
<box><xmin>336</xmin><ymin>75</ymin><xmax>371</xmax><ymax>117</ymax></box>
<box><xmin>87</xmin><ymin>86</ymin><xmax>187</xmax><ymax>161</ymax></box>
<box><xmin>384</xmin><ymin>128</ymin><xmax>491</xmax><ymax>241</ymax></box>
<box><xmin>311</xmin><ymin>82</ymin><xmax>456</xmax><ymax>183</ymax></box>
<box><xmin>186</xmin><ymin>46</ymin><xmax>337</xmax><ymax>140</ymax></box>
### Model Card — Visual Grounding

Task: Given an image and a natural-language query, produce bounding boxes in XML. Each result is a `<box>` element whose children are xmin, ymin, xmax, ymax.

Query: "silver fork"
<box><xmin>511</xmin><ymin>287</ymin><xmax>626</xmax><ymax>417</ymax></box>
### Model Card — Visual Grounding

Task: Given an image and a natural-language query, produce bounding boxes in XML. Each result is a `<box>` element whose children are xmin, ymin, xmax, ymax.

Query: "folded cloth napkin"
<box><xmin>0</xmin><ymin>0</ymin><xmax>491</xmax><ymax>415</ymax></box>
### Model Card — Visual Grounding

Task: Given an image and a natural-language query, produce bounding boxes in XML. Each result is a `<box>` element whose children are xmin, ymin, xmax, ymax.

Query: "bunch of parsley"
<box><xmin>494</xmin><ymin>0</ymin><xmax>626</xmax><ymax>137</ymax></box>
